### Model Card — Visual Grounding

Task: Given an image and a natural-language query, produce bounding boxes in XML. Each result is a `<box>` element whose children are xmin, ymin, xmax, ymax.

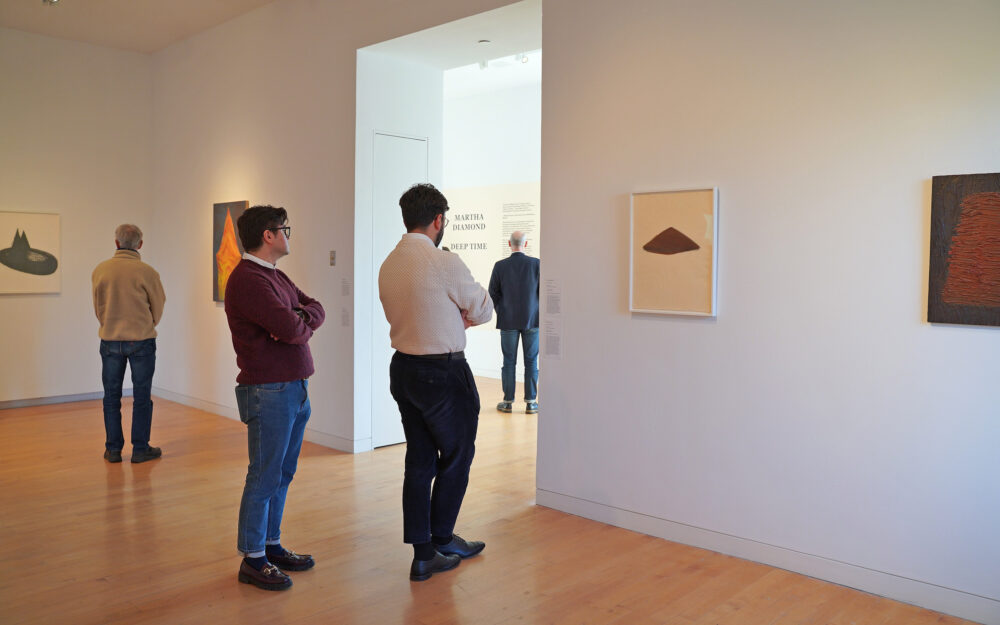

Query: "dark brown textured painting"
<box><xmin>928</xmin><ymin>173</ymin><xmax>1000</xmax><ymax>326</ymax></box>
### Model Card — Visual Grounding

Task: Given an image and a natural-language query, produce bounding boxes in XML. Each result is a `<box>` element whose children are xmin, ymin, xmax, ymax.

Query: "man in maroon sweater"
<box><xmin>224</xmin><ymin>205</ymin><xmax>325</xmax><ymax>591</ymax></box>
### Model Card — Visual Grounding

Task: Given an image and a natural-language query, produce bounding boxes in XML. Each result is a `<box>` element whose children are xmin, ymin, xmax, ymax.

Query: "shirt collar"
<box><xmin>403</xmin><ymin>232</ymin><xmax>435</xmax><ymax>246</ymax></box>
<box><xmin>243</xmin><ymin>252</ymin><xmax>276</xmax><ymax>270</ymax></box>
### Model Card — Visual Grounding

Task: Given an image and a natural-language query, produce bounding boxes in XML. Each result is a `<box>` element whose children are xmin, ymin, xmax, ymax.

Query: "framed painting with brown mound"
<box><xmin>928</xmin><ymin>173</ymin><xmax>1000</xmax><ymax>327</ymax></box>
<box><xmin>213</xmin><ymin>201</ymin><xmax>248</xmax><ymax>302</ymax></box>
<box><xmin>629</xmin><ymin>188</ymin><xmax>718</xmax><ymax>316</ymax></box>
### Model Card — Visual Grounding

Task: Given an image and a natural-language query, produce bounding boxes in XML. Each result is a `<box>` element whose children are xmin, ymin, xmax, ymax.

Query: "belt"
<box><xmin>400</xmin><ymin>350</ymin><xmax>465</xmax><ymax>361</ymax></box>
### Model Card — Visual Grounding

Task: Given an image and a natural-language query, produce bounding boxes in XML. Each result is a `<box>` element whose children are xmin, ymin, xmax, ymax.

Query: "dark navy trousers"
<box><xmin>389</xmin><ymin>351</ymin><xmax>480</xmax><ymax>544</ymax></box>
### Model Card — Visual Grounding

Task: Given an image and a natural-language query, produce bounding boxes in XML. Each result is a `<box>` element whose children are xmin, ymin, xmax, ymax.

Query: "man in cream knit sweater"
<box><xmin>92</xmin><ymin>224</ymin><xmax>166</xmax><ymax>464</ymax></box>
<box><xmin>379</xmin><ymin>184</ymin><xmax>494</xmax><ymax>582</ymax></box>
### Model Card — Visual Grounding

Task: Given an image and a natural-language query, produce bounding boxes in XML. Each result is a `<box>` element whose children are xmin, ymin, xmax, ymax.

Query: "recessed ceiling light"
<box><xmin>42</xmin><ymin>0</ymin><xmax>59</xmax><ymax>5</ymax></box>
<box><xmin>478</xmin><ymin>39</ymin><xmax>491</xmax><ymax>45</ymax></box>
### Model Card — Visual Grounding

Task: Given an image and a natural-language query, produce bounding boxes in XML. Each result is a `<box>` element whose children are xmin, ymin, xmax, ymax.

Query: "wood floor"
<box><xmin>0</xmin><ymin>378</ymin><xmax>976</xmax><ymax>625</ymax></box>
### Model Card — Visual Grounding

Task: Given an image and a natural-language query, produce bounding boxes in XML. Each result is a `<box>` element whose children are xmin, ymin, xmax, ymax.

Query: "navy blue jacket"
<box><xmin>488</xmin><ymin>252</ymin><xmax>540</xmax><ymax>330</ymax></box>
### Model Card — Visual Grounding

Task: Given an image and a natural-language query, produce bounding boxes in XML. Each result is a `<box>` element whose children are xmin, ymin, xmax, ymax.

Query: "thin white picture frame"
<box><xmin>629</xmin><ymin>188</ymin><xmax>718</xmax><ymax>316</ymax></box>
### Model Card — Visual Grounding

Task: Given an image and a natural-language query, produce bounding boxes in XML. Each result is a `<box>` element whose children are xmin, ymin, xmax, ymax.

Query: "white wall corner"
<box><xmin>153</xmin><ymin>386</ymin><xmax>369</xmax><ymax>453</ymax></box>
<box><xmin>304</xmin><ymin>429</ymin><xmax>372</xmax><ymax>454</ymax></box>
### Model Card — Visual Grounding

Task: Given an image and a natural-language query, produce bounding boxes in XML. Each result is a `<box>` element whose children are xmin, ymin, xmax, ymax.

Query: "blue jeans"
<box><xmin>100</xmin><ymin>338</ymin><xmax>156</xmax><ymax>452</ymax></box>
<box><xmin>235</xmin><ymin>379</ymin><xmax>311</xmax><ymax>556</ymax></box>
<box><xmin>390</xmin><ymin>352</ymin><xmax>479</xmax><ymax>544</ymax></box>
<box><xmin>500</xmin><ymin>328</ymin><xmax>539</xmax><ymax>402</ymax></box>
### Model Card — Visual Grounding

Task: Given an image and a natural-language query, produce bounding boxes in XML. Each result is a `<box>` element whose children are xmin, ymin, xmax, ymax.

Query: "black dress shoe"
<box><xmin>409</xmin><ymin>551</ymin><xmax>460</xmax><ymax>581</ymax></box>
<box><xmin>131</xmin><ymin>446</ymin><xmax>162</xmax><ymax>463</ymax></box>
<box><xmin>268</xmin><ymin>549</ymin><xmax>315</xmax><ymax>571</ymax></box>
<box><xmin>435</xmin><ymin>534</ymin><xmax>485</xmax><ymax>559</ymax></box>
<box><xmin>238</xmin><ymin>560</ymin><xmax>292</xmax><ymax>591</ymax></box>
<box><xmin>103</xmin><ymin>450</ymin><xmax>122</xmax><ymax>463</ymax></box>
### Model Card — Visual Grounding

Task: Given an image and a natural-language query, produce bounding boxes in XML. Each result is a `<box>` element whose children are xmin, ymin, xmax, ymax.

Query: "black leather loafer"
<box><xmin>131</xmin><ymin>446</ymin><xmax>162</xmax><ymax>463</ymax></box>
<box><xmin>435</xmin><ymin>535</ymin><xmax>485</xmax><ymax>559</ymax></box>
<box><xmin>268</xmin><ymin>549</ymin><xmax>315</xmax><ymax>571</ymax></box>
<box><xmin>409</xmin><ymin>551</ymin><xmax>460</xmax><ymax>581</ymax></box>
<box><xmin>238</xmin><ymin>560</ymin><xmax>292</xmax><ymax>591</ymax></box>
<box><xmin>104</xmin><ymin>450</ymin><xmax>122</xmax><ymax>463</ymax></box>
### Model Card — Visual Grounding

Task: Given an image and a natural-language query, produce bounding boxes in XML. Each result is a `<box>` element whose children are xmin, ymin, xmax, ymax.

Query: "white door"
<box><xmin>371</xmin><ymin>132</ymin><xmax>428</xmax><ymax>448</ymax></box>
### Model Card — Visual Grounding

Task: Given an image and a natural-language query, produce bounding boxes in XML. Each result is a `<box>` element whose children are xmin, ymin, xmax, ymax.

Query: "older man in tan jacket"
<box><xmin>92</xmin><ymin>224</ymin><xmax>166</xmax><ymax>464</ymax></box>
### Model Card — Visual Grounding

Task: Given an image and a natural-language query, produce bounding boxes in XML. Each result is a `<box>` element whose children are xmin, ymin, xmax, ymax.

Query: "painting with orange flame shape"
<box><xmin>928</xmin><ymin>173</ymin><xmax>1000</xmax><ymax>327</ymax></box>
<box><xmin>213</xmin><ymin>201</ymin><xmax>248</xmax><ymax>302</ymax></box>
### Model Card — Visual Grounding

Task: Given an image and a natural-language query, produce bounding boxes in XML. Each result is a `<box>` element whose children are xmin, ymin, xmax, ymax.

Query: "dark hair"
<box><xmin>399</xmin><ymin>183</ymin><xmax>448</xmax><ymax>231</ymax></box>
<box><xmin>237</xmin><ymin>205</ymin><xmax>288</xmax><ymax>251</ymax></box>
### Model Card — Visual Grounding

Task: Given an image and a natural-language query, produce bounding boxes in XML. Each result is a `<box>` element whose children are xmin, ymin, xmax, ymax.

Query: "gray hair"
<box><xmin>115</xmin><ymin>224</ymin><xmax>143</xmax><ymax>249</ymax></box>
<box><xmin>509</xmin><ymin>231</ymin><xmax>528</xmax><ymax>248</ymax></box>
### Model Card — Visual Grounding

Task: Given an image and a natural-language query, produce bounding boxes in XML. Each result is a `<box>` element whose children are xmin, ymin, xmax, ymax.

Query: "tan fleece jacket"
<box><xmin>92</xmin><ymin>249</ymin><xmax>166</xmax><ymax>340</ymax></box>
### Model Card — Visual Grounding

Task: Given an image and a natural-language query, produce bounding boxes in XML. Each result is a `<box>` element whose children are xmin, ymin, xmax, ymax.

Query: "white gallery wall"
<box><xmin>145</xmin><ymin>0</ymin><xmax>509</xmax><ymax>450</ymax></box>
<box><xmin>0</xmin><ymin>28</ymin><xmax>152</xmax><ymax>404</ymax></box>
<box><xmin>443</xmin><ymin>69</ymin><xmax>542</xmax><ymax>378</ymax></box>
<box><xmin>537</xmin><ymin>1</ymin><xmax>1000</xmax><ymax>622</ymax></box>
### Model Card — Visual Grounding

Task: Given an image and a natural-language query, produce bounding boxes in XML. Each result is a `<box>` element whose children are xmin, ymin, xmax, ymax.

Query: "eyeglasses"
<box><xmin>268</xmin><ymin>226</ymin><xmax>291</xmax><ymax>239</ymax></box>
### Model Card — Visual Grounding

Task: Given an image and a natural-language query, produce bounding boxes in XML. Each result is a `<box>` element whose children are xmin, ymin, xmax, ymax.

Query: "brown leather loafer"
<box><xmin>409</xmin><ymin>551</ymin><xmax>460</xmax><ymax>581</ymax></box>
<box><xmin>237</xmin><ymin>560</ymin><xmax>292</xmax><ymax>591</ymax></box>
<box><xmin>268</xmin><ymin>549</ymin><xmax>315</xmax><ymax>572</ymax></box>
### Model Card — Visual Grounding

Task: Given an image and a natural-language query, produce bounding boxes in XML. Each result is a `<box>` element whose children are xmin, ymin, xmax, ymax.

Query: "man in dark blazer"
<box><xmin>488</xmin><ymin>231</ymin><xmax>540</xmax><ymax>414</ymax></box>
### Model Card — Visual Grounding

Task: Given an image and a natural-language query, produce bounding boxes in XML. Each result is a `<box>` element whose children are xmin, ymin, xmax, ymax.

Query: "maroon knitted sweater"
<box><xmin>224</xmin><ymin>259</ymin><xmax>325</xmax><ymax>384</ymax></box>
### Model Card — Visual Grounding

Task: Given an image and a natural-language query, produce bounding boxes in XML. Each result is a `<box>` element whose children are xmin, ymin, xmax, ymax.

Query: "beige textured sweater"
<box><xmin>378</xmin><ymin>233</ymin><xmax>493</xmax><ymax>355</ymax></box>
<box><xmin>92</xmin><ymin>249</ymin><xmax>166</xmax><ymax>340</ymax></box>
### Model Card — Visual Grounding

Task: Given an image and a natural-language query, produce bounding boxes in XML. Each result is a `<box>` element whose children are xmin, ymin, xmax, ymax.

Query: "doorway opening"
<box><xmin>353</xmin><ymin>0</ymin><xmax>542</xmax><ymax>450</ymax></box>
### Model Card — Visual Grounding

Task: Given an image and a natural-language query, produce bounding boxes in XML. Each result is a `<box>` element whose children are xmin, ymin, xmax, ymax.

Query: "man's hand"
<box><xmin>270</xmin><ymin>333</ymin><xmax>280</xmax><ymax>341</ymax></box>
<box><xmin>462</xmin><ymin>310</ymin><xmax>474</xmax><ymax>329</ymax></box>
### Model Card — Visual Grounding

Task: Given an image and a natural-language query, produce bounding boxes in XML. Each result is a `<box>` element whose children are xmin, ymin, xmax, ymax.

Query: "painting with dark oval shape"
<box><xmin>0</xmin><ymin>212</ymin><xmax>60</xmax><ymax>294</ymax></box>
<box><xmin>928</xmin><ymin>173</ymin><xmax>1000</xmax><ymax>327</ymax></box>
<box><xmin>630</xmin><ymin>189</ymin><xmax>718</xmax><ymax>316</ymax></box>
<box><xmin>213</xmin><ymin>201</ymin><xmax>248</xmax><ymax>302</ymax></box>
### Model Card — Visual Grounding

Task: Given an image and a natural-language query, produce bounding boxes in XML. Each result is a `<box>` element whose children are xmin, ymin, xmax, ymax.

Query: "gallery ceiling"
<box><xmin>0</xmin><ymin>0</ymin><xmax>542</xmax><ymax>67</ymax></box>
<box><xmin>364</xmin><ymin>0</ymin><xmax>540</xmax><ymax>70</ymax></box>
<box><xmin>0</xmin><ymin>0</ymin><xmax>276</xmax><ymax>53</ymax></box>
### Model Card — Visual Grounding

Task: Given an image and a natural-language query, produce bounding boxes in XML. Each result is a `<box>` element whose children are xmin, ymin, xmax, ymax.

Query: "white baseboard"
<box><xmin>0</xmin><ymin>389</ymin><xmax>131</xmax><ymax>409</ymax></box>
<box><xmin>536</xmin><ymin>489</ymin><xmax>1000</xmax><ymax>625</ymax></box>
<box><xmin>151</xmin><ymin>386</ymin><xmax>239</xmax><ymax>421</ymax></box>
<box><xmin>151</xmin><ymin>386</ymin><xmax>367</xmax><ymax>454</ymax></box>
